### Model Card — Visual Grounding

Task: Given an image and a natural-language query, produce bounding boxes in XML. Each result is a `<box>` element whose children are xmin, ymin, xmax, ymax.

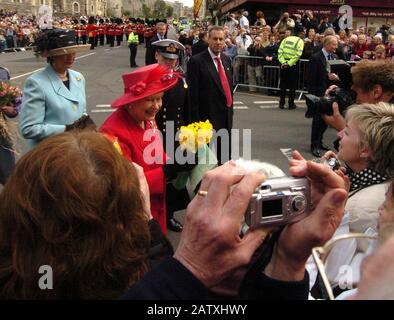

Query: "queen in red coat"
<box><xmin>100</xmin><ymin>64</ymin><xmax>179</xmax><ymax>234</ymax></box>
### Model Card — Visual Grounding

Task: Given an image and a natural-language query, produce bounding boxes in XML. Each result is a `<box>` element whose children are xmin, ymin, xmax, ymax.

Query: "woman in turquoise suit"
<box><xmin>20</xmin><ymin>29</ymin><xmax>93</xmax><ymax>148</ymax></box>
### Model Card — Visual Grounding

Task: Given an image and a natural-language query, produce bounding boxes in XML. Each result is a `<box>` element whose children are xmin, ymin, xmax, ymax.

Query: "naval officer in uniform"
<box><xmin>153</xmin><ymin>39</ymin><xmax>192</xmax><ymax>232</ymax></box>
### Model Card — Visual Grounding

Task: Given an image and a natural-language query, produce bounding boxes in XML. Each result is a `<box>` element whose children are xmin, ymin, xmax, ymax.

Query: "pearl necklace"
<box><xmin>56</xmin><ymin>72</ymin><xmax>68</xmax><ymax>81</ymax></box>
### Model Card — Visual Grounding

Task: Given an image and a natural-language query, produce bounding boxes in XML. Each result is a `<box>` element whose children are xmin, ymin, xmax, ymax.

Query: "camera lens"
<box><xmin>291</xmin><ymin>195</ymin><xmax>306</xmax><ymax>213</ymax></box>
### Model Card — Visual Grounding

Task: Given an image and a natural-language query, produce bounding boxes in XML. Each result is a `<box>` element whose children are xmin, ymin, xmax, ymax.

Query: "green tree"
<box><xmin>142</xmin><ymin>4</ymin><xmax>151</xmax><ymax>18</ymax></box>
<box><xmin>166</xmin><ymin>6</ymin><xmax>174</xmax><ymax>18</ymax></box>
<box><xmin>153</xmin><ymin>0</ymin><xmax>167</xmax><ymax>19</ymax></box>
<box><xmin>122</xmin><ymin>10</ymin><xmax>131</xmax><ymax>17</ymax></box>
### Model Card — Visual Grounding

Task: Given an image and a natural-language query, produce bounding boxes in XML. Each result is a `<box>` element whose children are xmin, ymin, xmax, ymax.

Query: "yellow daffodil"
<box><xmin>179</xmin><ymin>120</ymin><xmax>213</xmax><ymax>153</ymax></box>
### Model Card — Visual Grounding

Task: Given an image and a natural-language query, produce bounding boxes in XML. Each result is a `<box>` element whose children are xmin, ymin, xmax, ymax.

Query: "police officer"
<box><xmin>128</xmin><ymin>29</ymin><xmax>139</xmax><ymax>68</ymax></box>
<box><xmin>153</xmin><ymin>39</ymin><xmax>192</xmax><ymax>232</ymax></box>
<box><xmin>277</xmin><ymin>28</ymin><xmax>304</xmax><ymax>109</ymax></box>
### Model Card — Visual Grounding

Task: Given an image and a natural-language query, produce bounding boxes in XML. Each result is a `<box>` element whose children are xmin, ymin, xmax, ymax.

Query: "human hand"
<box><xmin>0</xmin><ymin>105</ymin><xmax>17</xmax><ymax>117</ymax></box>
<box><xmin>328</xmin><ymin>73</ymin><xmax>339</xmax><ymax>81</ymax></box>
<box><xmin>264</xmin><ymin>161</ymin><xmax>348</xmax><ymax>281</ymax></box>
<box><xmin>131</xmin><ymin>162</ymin><xmax>152</xmax><ymax>220</ymax></box>
<box><xmin>321</xmin><ymin>102</ymin><xmax>346</xmax><ymax>131</ymax></box>
<box><xmin>174</xmin><ymin>161</ymin><xmax>271</xmax><ymax>288</ymax></box>
<box><xmin>324</xmin><ymin>85</ymin><xmax>338</xmax><ymax>97</ymax></box>
<box><xmin>281</xmin><ymin>63</ymin><xmax>289</xmax><ymax>69</ymax></box>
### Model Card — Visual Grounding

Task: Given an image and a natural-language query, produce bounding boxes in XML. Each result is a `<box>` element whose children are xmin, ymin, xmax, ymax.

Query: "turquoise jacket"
<box><xmin>20</xmin><ymin>64</ymin><xmax>86</xmax><ymax>148</ymax></box>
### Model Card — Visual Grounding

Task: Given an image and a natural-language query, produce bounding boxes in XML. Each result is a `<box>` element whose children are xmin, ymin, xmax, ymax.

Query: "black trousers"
<box><xmin>81</xmin><ymin>35</ymin><xmax>87</xmax><ymax>44</ymax></box>
<box><xmin>311</xmin><ymin>113</ymin><xmax>328</xmax><ymax>148</ymax></box>
<box><xmin>279</xmin><ymin>64</ymin><xmax>298</xmax><ymax>106</ymax></box>
<box><xmin>116</xmin><ymin>35</ymin><xmax>122</xmax><ymax>46</ymax></box>
<box><xmin>109</xmin><ymin>35</ymin><xmax>114</xmax><ymax>47</ymax></box>
<box><xmin>129</xmin><ymin>44</ymin><xmax>138</xmax><ymax>67</ymax></box>
<box><xmin>99</xmin><ymin>34</ymin><xmax>105</xmax><ymax>46</ymax></box>
<box><xmin>88</xmin><ymin>37</ymin><xmax>95</xmax><ymax>49</ymax></box>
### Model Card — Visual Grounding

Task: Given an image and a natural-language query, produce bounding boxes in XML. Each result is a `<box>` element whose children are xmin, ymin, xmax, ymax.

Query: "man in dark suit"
<box><xmin>308</xmin><ymin>35</ymin><xmax>340</xmax><ymax>157</ymax></box>
<box><xmin>145</xmin><ymin>22</ymin><xmax>167</xmax><ymax>65</ymax></box>
<box><xmin>153</xmin><ymin>39</ymin><xmax>192</xmax><ymax>232</ymax></box>
<box><xmin>187</xmin><ymin>26</ymin><xmax>233</xmax><ymax>164</ymax></box>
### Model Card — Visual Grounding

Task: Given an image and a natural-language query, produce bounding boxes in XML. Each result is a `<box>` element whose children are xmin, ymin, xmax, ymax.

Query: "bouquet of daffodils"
<box><xmin>172</xmin><ymin>120</ymin><xmax>218</xmax><ymax>191</ymax></box>
<box><xmin>0</xmin><ymin>81</ymin><xmax>22</xmax><ymax>144</ymax></box>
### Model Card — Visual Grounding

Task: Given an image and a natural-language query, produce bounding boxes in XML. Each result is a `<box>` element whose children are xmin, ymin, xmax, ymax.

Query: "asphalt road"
<box><xmin>0</xmin><ymin>41</ymin><xmax>338</xmax><ymax>247</ymax></box>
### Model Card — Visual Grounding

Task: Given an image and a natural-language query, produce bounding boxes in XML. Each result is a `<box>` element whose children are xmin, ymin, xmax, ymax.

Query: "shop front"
<box><xmin>221</xmin><ymin>0</ymin><xmax>394</xmax><ymax>31</ymax></box>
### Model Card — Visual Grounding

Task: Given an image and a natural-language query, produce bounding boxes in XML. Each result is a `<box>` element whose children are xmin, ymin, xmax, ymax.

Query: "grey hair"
<box><xmin>208</xmin><ymin>25</ymin><xmax>224</xmax><ymax>37</ymax></box>
<box><xmin>323</xmin><ymin>35</ymin><xmax>337</xmax><ymax>47</ymax></box>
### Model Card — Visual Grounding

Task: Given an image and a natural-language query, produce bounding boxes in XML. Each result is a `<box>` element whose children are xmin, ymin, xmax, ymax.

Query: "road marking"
<box><xmin>75</xmin><ymin>52</ymin><xmax>96</xmax><ymax>60</ymax></box>
<box><xmin>91</xmin><ymin>109</ymin><xmax>115</xmax><ymax>113</ymax></box>
<box><xmin>11</xmin><ymin>68</ymin><xmax>45</xmax><ymax>80</ymax></box>
<box><xmin>258</xmin><ymin>105</ymin><xmax>306</xmax><ymax>109</ymax></box>
<box><xmin>234</xmin><ymin>106</ymin><xmax>249</xmax><ymax>109</ymax></box>
<box><xmin>259</xmin><ymin>105</ymin><xmax>277</xmax><ymax>109</ymax></box>
<box><xmin>95</xmin><ymin>104</ymin><xmax>111</xmax><ymax>108</ymax></box>
<box><xmin>11</xmin><ymin>52</ymin><xmax>97</xmax><ymax>80</ymax></box>
<box><xmin>233</xmin><ymin>101</ymin><xmax>244</xmax><ymax>105</ymax></box>
<box><xmin>253</xmin><ymin>101</ymin><xmax>279</xmax><ymax>104</ymax></box>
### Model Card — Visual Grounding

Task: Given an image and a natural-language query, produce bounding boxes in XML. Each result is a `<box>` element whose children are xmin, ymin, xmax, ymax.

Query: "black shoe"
<box><xmin>320</xmin><ymin>143</ymin><xmax>330</xmax><ymax>151</ymax></box>
<box><xmin>167</xmin><ymin>218</ymin><xmax>183</xmax><ymax>232</ymax></box>
<box><xmin>311</xmin><ymin>146</ymin><xmax>322</xmax><ymax>158</ymax></box>
<box><xmin>279</xmin><ymin>101</ymin><xmax>285</xmax><ymax>109</ymax></box>
<box><xmin>288</xmin><ymin>104</ymin><xmax>297</xmax><ymax>110</ymax></box>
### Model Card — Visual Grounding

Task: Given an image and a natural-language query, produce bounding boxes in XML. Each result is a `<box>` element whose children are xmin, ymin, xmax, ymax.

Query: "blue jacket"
<box><xmin>20</xmin><ymin>64</ymin><xmax>86</xmax><ymax>148</ymax></box>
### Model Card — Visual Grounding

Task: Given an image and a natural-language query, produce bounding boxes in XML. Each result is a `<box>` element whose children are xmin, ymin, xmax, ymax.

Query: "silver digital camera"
<box><xmin>245</xmin><ymin>177</ymin><xmax>311</xmax><ymax>229</ymax></box>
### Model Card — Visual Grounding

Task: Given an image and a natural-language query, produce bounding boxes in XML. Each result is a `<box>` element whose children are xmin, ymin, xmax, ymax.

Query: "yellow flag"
<box><xmin>194</xmin><ymin>0</ymin><xmax>202</xmax><ymax>18</ymax></box>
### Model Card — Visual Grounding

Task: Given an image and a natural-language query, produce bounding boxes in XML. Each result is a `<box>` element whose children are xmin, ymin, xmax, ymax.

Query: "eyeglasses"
<box><xmin>312</xmin><ymin>233</ymin><xmax>378</xmax><ymax>300</ymax></box>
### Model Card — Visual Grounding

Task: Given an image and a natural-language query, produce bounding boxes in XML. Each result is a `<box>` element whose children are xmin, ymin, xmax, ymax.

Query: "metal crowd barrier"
<box><xmin>232</xmin><ymin>55</ymin><xmax>310</xmax><ymax>100</ymax></box>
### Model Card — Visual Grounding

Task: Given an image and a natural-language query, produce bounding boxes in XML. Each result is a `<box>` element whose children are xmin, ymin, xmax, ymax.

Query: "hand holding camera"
<box><xmin>263</xmin><ymin>157</ymin><xmax>349</xmax><ymax>280</ymax></box>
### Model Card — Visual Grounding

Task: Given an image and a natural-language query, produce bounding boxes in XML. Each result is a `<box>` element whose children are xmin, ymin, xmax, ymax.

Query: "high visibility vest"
<box><xmin>278</xmin><ymin>36</ymin><xmax>304</xmax><ymax>67</ymax></box>
<box><xmin>128</xmin><ymin>32</ymin><xmax>139</xmax><ymax>45</ymax></box>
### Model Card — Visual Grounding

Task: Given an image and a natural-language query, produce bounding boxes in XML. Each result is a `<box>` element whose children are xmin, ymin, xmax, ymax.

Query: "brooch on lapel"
<box><xmin>76</xmin><ymin>76</ymin><xmax>81</xmax><ymax>81</ymax></box>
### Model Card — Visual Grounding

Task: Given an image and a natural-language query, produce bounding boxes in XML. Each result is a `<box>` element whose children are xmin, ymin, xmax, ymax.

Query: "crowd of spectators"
<box><xmin>180</xmin><ymin>10</ymin><xmax>394</xmax><ymax>61</ymax></box>
<box><xmin>176</xmin><ymin>9</ymin><xmax>394</xmax><ymax>89</ymax></box>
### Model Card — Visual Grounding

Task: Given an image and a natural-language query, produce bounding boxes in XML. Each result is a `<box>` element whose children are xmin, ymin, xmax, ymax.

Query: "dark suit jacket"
<box><xmin>145</xmin><ymin>34</ymin><xmax>165</xmax><ymax>65</ymax></box>
<box><xmin>307</xmin><ymin>50</ymin><xmax>338</xmax><ymax>96</ymax></box>
<box><xmin>191</xmin><ymin>40</ymin><xmax>208</xmax><ymax>56</ymax></box>
<box><xmin>187</xmin><ymin>49</ymin><xmax>233</xmax><ymax>132</ymax></box>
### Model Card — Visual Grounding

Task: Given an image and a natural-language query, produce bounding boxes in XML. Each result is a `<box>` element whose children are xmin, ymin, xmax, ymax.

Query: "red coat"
<box><xmin>100</xmin><ymin>108</ymin><xmax>167</xmax><ymax>234</ymax></box>
<box><xmin>86</xmin><ymin>24</ymin><xmax>97</xmax><ymax>38</ymax></box>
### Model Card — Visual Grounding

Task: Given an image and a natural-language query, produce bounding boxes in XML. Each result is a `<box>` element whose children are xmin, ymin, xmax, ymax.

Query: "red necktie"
<box><xmin>215</xmin><ymin>56</ymin><xmax>232</xmax><ymax>107</ymax></box>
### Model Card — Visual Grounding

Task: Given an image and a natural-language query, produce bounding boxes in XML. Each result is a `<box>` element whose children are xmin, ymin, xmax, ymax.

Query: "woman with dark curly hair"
<box><xmin>19</xmin><ymin>29</ymin><xmax>93</xmax><ymax>149</ymax></box>
<box><xmin>0</xmin><ymin>130</ymin><xmax>172</xmax><ymax>299</ymax></box>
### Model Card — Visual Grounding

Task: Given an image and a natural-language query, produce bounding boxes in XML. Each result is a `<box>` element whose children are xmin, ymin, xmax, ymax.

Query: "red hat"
<box><xmin>111</xmin><ymin>64</ymin><xmax>178</xmax><ymax>108</ymax></box>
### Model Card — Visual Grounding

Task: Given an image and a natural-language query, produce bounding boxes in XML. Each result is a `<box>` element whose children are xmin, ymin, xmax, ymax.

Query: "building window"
<box><xmin>73</xmin><ymin>2</ymin><xmax>80</xmax><ymax>13</ymax></box>
<box><xmin>91</xmin><ymin>5</ymin><xmax>94</xmax><ymax>13</ymax></box>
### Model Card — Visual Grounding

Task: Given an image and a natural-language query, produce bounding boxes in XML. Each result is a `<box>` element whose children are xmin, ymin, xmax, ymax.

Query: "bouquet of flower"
<box><xmin>172</xmin><ymin>120</ymin><xmax>218</xmax><ymax>191</ymax></box>
<box><xmin>0</xmin><ymin>81</ymin><xmax>23</xmax><ymax>144</ymax></box>
<box><xmin>0</xmin><ymin>82</ymin><xmax>23</xmax><ymax>111</ymax></box>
